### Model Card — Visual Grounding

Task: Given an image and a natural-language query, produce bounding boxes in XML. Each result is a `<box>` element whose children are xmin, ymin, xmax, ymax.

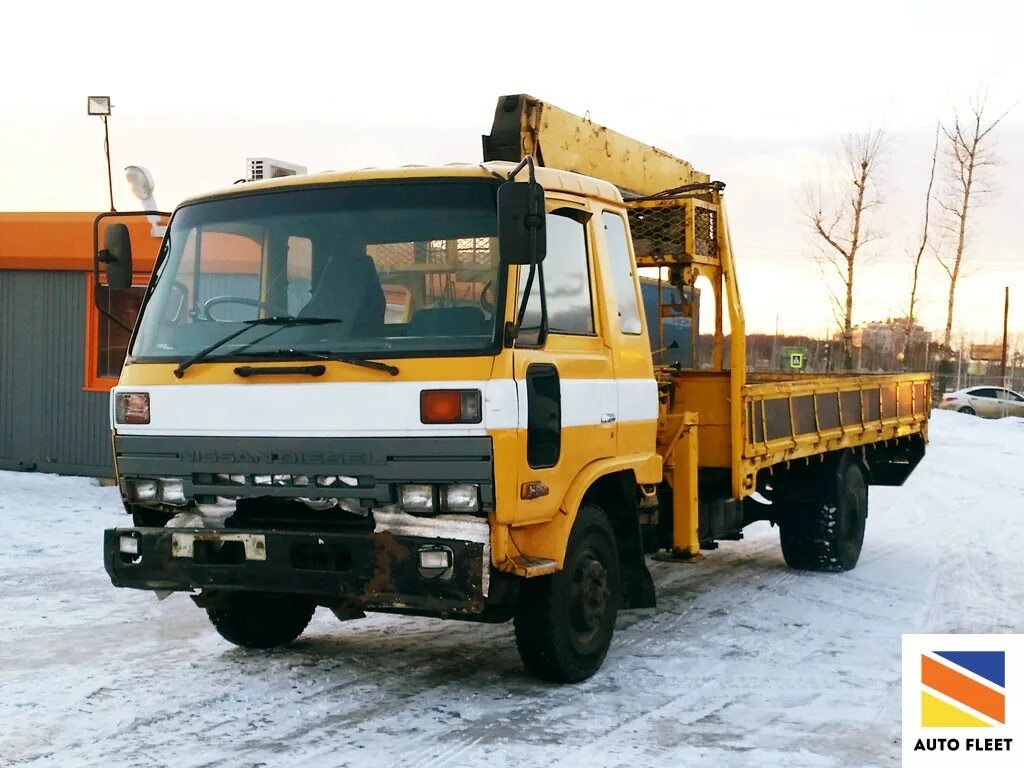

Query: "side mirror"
<box><xmin>498</xmin><ymin>180</ymin><xmax>546</xmax><ymax>265</ymax></box>
<box><xmin>98</xmin><ymin>223</ymin><xmax>134</xmax><ymax>290</ymax></box>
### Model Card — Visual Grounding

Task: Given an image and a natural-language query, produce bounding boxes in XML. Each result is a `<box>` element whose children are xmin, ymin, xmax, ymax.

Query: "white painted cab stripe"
<box><xmin>112</xmin><ymin>378</ymin><xmax>658</xmax><ymax>437</ymax></box>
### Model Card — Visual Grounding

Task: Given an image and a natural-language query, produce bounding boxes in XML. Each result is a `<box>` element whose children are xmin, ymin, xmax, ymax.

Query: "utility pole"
<box><xmin>1000</xmin><ymin>286</ymin><xmax>1010</xmax><ymax>386</ymax></box>
<box><xmin>102</xmin><ymin>115</ymin><xmax>114</xmax><ymax>212</ymax></box>
<box><xmin>86</xmin><ymin>96</ymin><xmax>116</xmax><ymax>212</ymax></box>
<box><xmin>771</xmin><ymin>310</ymin><xmax>779</xmax><ymax>370</ymax></box>
<box><xmin>955</xmin><ymin>343</ymin><xmax>963</xmax><ymax>391</ymax></box>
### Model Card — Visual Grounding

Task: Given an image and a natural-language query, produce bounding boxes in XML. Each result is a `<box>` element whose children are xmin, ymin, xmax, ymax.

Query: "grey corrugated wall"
<box><xmin>0</xmin><ymin>270</ymin><xmax>113</xmax><ymax>476</ymax></box>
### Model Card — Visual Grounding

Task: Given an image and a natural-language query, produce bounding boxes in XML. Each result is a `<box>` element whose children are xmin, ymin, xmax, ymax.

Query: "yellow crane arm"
<box><xmin>482</xmin><ymin>94</ymin><xmax>709</xmax><ymax>197</ymax></box>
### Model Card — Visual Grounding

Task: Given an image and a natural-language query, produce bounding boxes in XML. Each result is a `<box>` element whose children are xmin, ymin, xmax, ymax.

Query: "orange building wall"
<box><xmin>0</xmin><ymin>212</ymin><xmax>164</xmax><ymax>272</ymax></box>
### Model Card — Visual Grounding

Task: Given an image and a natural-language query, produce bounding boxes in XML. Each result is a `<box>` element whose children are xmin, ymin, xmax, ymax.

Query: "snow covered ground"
<box><xmin>1</xmin><ymin>411</ymin><xmax>1021</xmax><ymax>768</ymax></box>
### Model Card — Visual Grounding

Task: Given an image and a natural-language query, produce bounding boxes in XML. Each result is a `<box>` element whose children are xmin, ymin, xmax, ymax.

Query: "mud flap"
<box><xmin>620</xmin><ymin>515</ymin><xmax>656</xmax><ymax>609</ymax></box>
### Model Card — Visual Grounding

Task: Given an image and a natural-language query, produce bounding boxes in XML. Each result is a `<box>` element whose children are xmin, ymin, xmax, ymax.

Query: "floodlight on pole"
<box><xmin>87</xmin><ymin>96</ymin><xmax>111</xmax><ymax>116</ymax></box>
<box><xmin>87</xmin><ymin>95</ymin><xmax>115</xmax><ymax>211</ymax></box>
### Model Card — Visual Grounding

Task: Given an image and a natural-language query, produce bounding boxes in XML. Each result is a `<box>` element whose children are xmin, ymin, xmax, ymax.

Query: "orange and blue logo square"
<box><xmin>921</xmin><ymin>651</ymin><xmax>1005</xmax><ymax>727</ymax></box>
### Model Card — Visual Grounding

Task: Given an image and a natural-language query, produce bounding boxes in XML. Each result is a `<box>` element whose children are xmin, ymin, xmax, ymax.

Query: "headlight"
<box><xmin>444</xmin><ymin>484</ymin><xmax>479</xmax><ymax>513</ymax></box>
<box><xmin>297</xmin><ymin>497</ymin><xmax>337</xmax><ymax>511</ymax></box>
<box><xmin>159</xmin><ymin>478</ymin><xmax>187</xmax><ymax>505</ymax></box>
<box><xmin>400</xmin><ymin>484</ymin><xmax>435</xmax><ymax>513</ymax></box>
<box><xmin>119</xmin><ymin>535</ymin><xmax>140</xmax><ymax>555</ymax></box>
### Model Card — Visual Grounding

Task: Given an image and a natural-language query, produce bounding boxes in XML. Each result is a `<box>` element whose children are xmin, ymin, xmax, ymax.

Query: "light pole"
<box><xmin>87</xmin><ymin>96</ymin><xmax>115</xmax><ymax>211</ymax></box>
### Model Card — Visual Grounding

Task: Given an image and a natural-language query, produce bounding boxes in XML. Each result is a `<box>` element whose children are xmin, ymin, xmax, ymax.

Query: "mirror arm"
<box><xmin>502</xmin><ymin>156</ymin><xmax>547</xmax><ymax>343</ymax></box>
<box><xmin>506</xmin><ymin>155</ymin><xmax>537</xmax><ymax>183</ymax></box>
<box><xmin>510</xmin><ymin>258</ymin><xmax>549</xmax><ymax>347</ymax></box>
<box><xmin>514</xmin><ymin>262</ymin><xmax>537</xmax><ymax>333</ymax></box>
<box><xmin>95</xmin><ymin>305</ymin><xmax>134</xmax><ymax>334</ymax></box>
<box><xmin>536</xmin><ymin>258</ymin><xmax>549</xmax><ymax>345</ymax></box>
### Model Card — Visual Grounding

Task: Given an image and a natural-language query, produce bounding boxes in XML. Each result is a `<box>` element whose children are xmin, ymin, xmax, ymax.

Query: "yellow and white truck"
<box><xmin>100</xmin><ymin>95</ymin><xmax>929</xmax><ymax>682</ymax></box>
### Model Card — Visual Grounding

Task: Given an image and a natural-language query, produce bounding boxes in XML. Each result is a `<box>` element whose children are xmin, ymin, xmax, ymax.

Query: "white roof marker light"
<box><xmin>124</xmin><ymin>165</ymin><xmax>166</xmax><ymax>238</ymax></box>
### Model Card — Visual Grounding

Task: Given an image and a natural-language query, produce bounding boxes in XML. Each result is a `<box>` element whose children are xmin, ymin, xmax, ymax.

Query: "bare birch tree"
<box><xmin>806</xmin><ymin>130</ymin><xmax>885</xmax><ymax>369</ymax></box>
<box><xmin>904</xmin><ymin>124</ymin><xmax>940</xmax><ymax>366</ymax></box>
<box><xmin>937</xmin><ymin>96</ymin><xmax>1012</xmax><ymax>348</ymax></box>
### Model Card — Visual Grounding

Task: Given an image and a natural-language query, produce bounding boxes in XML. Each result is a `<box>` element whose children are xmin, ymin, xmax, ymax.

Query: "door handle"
<box><xmin>601</xmin><ymin>413</ymin><xmax>616</xmax><ymax>424</ymax></box>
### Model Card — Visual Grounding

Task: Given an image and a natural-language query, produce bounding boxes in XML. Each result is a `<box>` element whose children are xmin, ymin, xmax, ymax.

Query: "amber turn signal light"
<box><xmin>420</xmin><ymin>389</ymin><xmax>482</xmax><ymax>424</ymax></box>
<box><xmin>521</xmin><ymin>481</ymin><xmax>549</xmax><ymax>500</ymax></box>
<box><xmin>115</xmin><ymin>392</ymin><xmax>150</xmax><ymax>425</ymax></box>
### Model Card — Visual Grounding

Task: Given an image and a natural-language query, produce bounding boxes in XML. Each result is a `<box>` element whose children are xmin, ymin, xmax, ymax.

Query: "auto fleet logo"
<box><xmin>904</xmin><ymin>635</ymin><xmax>1020</xmax><ymax>767</ymax></box>
<box><xmin>921</xmin><ymin>651</ymin><xmax>1005</xmax><ymax>727</ymax></box>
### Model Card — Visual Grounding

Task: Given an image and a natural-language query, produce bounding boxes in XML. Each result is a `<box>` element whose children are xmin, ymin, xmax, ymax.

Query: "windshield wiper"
<box><xmin>172</xmin><ymin>317</ymin><xmax>340</xmax><ymax>378</ymax></box>
<box><xmin>239</xmin><ymin>348</ymin><xmax>400</xmax><ymax>376</ymax></box>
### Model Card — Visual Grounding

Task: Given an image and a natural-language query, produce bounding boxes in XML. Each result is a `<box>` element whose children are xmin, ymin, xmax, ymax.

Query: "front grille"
<box><xmin>225</xmin><ymin>497</ymin><xmax>373</xmax><ymax>534</ymax></box>
<box><xmin>115</xmin><ymin>435</ymin><xmax>496</xmax><ymax>510</ymax></box>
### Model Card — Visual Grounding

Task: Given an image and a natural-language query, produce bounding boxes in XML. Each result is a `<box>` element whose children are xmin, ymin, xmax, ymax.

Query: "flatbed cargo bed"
<box><xmin>742</xmin><ymin>371</ymin><xmax>930</xmax><ymax>471</ymax></box>
<box><xmin>662</xmin><ymin>369</ymin><xmax>930</xmax><ymax>499</ymax></box>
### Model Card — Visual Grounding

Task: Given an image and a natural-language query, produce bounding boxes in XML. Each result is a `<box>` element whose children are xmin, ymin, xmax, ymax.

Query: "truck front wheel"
<box><xmin>206</xmin><ymin>592</ymin><xmax>315</xmax><ymax>649</ymax></box>
<box><xmin>778</xmin><ymin>460</ymin><xmax>867</xmax><ymax>572</ymax></box>
<box><xmin>513</xmin><ymin>503</ymin><xmax>620</xmax><ymax>683</ymax></box>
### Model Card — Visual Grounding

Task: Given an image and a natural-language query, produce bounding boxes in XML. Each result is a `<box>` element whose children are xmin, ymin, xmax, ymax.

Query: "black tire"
<box><xmin>778</xmin><ymin>460</ymin><xmax>868</xmax><ymax>572</ymax></box>
<box><xmin>206</xmin><ymin>592</ymin><xmax>315</xmax><ymax>649</ymax></box>
<box><xmin>958</xmin><ymin>406</ymin><xmax>976</xmax><ymax>416</ymax></box>
<box><xmin>514</xmin><ymin>503</ymin><xmax>620</xmax><ymax>683</ymax></box>
<box><xmin>779</xmin><ymin>517</ymin><xmax>816</xmax><ymax>569</ymax></box>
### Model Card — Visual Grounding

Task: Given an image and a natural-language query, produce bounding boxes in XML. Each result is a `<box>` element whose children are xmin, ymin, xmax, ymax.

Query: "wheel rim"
<box><xmin>568</xmin><ymin>549</ymin><xmax>611</xmax><ymax>653</ymax></box>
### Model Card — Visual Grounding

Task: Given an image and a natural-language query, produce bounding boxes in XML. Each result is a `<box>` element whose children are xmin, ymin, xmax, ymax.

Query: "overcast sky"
<box><xmin>2</xmin><ymin>0</ymin><xmax>1021</xmax><ymax>340</ymax></box>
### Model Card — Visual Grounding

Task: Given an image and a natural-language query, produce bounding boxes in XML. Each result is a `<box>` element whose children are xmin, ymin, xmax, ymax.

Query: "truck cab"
<box><xmin>103</xmin><ymin>161</ymin><xmax>660</xmax><ymax>681</ymax></box>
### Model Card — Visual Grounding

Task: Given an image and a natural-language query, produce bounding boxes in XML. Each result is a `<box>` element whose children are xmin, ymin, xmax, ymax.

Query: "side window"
<box><xmin>994</xmin><ymin>388</ymin><xmax>1022</xmax><ymax>402</ymax></box>
<box><xmin>601</xmin><ymin>211</ymin><xmax>643</xmax><ymax>335</ymax></box>
<box><xmin>526</xmin><ymin>364</ymin><xmax>561</xmax><ymax>468</ymax></box>
<box><xmin>1007</xmin><ymin>391</ymin><xmax>1024</xmax><ymax>403</ymax></box>
<box><xmin>518</xmin><ymin>210</ymin><xmax>594</xmax><ymax>344</ymax></box>
<box><xmin>971</xmin><ymin>388</ymin><xmax>997</xmax><ymax>399</ymax></box>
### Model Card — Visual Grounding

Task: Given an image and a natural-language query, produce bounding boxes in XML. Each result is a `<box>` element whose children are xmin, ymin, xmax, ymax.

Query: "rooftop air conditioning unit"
<box><xmin>247</xmin><ymin>157</ymin><xmax>307</xmax><ymax>182</ymax></box>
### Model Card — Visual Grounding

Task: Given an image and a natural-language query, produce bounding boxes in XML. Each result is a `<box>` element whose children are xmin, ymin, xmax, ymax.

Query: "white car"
<box><xmin>938</xmin><ymin>386</ymin><xmax>1024</xmax><ymax>418</ymax></box>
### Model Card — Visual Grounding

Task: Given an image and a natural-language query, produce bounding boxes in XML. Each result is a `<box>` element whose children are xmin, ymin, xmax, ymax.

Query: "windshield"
<box><xmin>131</xmin><ymin>180</ymin><xmax>502</xmax><ymax>361</ymax></box>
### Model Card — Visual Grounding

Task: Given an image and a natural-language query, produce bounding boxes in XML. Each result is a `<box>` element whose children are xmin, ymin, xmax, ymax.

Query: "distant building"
<box><xmin>846</xmin><ymin>318</ymin><xmax>932</xmax><ymax>371</ymax></box>
<box><xmin>0</xmin><ymin>213</ymin><xmax>161</xmax><ymax>476</ymax></box>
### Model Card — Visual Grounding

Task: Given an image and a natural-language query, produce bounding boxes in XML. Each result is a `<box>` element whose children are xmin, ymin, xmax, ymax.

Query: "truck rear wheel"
<box><xmin>513</xmin><ymin>503</ymin><xmax>620</xmax><ymax>683</ymax></box>
<box><xmin>206</xmin><ymin>592</ymin><xmax>315</xmax><ymax>649</ymax></box>
<box><xmin>778</xmin><ymin>460</ymin><xmax>867</xmax><ymax>572</ymax></box>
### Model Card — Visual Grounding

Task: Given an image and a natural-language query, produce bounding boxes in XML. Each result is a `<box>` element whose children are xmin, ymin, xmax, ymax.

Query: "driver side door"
<box><xmin>512</xmin><ymin>205</ymin><xmax>616</xmax><ymax>522</ymax></box>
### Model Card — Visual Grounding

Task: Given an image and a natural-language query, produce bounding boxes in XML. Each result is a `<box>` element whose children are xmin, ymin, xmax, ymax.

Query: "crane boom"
<box><xmin>482</xmin><ymin>94</ymin><xmax>709</xmax><ymax>197</ymax></box>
